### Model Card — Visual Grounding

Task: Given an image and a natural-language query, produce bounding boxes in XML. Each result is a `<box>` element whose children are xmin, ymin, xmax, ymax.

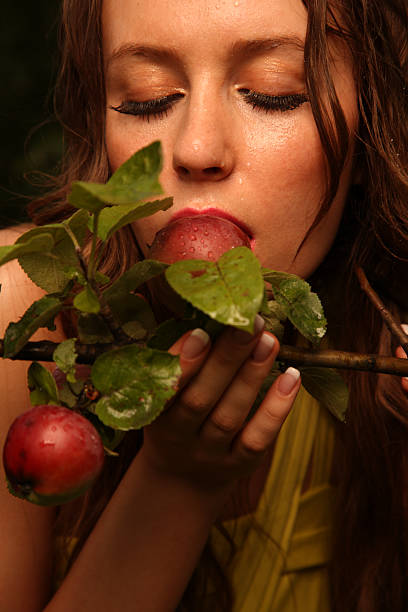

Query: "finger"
<box><xmin>233</xmin><ymin>367</ymin><xmax>301</xmax><ymax>460</ymax></box>
<box><xmin>396</xmin><ymin>323</ymin><xmax>408</xmax><ymax>392</ymax></box>
<box><xmin>199</xmin><ymin>332</ymin><xmax>279</xmax><ymax>444</ymax></box>
<box><xmin>175</xmin><ymin>315</ymin><xmax>265</xmax><ymax>431</ymax></box>
<box><xmin>168</xmin><ymin>328</ymin><xmax>211</xmax><ymax>391</ymax></box>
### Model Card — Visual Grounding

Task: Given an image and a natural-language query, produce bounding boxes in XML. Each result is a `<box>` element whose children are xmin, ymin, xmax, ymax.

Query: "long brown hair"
<box><xmin>29</xmin><ymin>0</ymin><xmax>408</xmax><ymax>610</ymax></box>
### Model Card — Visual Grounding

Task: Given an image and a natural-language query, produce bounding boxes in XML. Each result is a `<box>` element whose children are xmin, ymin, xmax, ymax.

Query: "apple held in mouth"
<box><xmin>148</xmin><ymin>215</ymin><xmax>251</xmax><ymax>264</ymax></box>
<box><xmin>147</xmin><ymin>215</ymin><xmax>252</xmax><ymax>320</ymax></box>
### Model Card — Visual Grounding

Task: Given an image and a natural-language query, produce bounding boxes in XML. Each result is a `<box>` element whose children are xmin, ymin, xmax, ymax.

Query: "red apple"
<box><xmin>3</xmin><ymin>405</ymin><xmax>104</xmax><ymax>506</ymax></box>
<box><xmin>149</xmin><ymin>215</ymin><xmax>251</xmax><ymax>263</ymax></box>
<box><xmin>148</xmin><ymin>215</ymin><xmax>251</xmax><ymax>319</ymax></box>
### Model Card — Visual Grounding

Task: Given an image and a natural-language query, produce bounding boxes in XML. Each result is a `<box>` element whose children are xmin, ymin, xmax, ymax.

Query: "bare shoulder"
<box><xmin>0</xmin><ymin>223</ymin><xmax>66</xmax><ymax>421</ymax></box>
<box><xmin>0</xmin><ymin>224</ymin><xmax>65</xmax><ymax>340</ymax></box>
<box><xmin>0</xmin><ymin>224</ymin><xmax>43</xmax><ymax>335</ymax></box>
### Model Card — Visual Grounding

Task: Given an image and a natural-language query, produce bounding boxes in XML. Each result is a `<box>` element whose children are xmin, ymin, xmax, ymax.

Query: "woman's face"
<box><xmin>103</xmin><ymin>0</ymin><xmax>358</xmax><ymax>277</ymax></box>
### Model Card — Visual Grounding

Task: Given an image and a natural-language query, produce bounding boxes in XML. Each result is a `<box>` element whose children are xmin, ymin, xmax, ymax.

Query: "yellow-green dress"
<box><xmin>210</xmin><ymin>386</ymin><xmax>337</xmax><ymax>611</ymax></box>
<box><xmin>54</xmin><ymin>387</ymin><xmax>337</xmax><ymax>610</ymax></box>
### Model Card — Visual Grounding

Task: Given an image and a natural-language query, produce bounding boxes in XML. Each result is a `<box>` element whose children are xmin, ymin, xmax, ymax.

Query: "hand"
<box><xmin>139</xmin><ymin>316</ymin><xmax>300</xmax><ymax>498</ymax></box>
<box><xmin>396</xmin><ymin>323</ymin><xmax>408</xmax><ymax>393</ymax></box>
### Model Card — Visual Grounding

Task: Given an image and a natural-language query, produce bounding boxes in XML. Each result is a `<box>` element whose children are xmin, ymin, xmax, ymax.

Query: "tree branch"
<box><xmin>1</xmin><ymin>339</ymin><xmax>407</xmax><ymax>376</ymax></box>
<box><xmin>278</xmin><ymin>345</ymin><xmax>408</xmax><ymax>376</ymax></box>
<box><xmin>356</xmin><ymin>266</ymin><xmax>408</xmax><ymax>355</ymax></box>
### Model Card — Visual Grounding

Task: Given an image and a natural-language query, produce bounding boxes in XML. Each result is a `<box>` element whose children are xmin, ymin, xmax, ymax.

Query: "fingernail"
<box><xmin>232</xmin><ymin>314</ymin><xmax>264</xmax><ymax>344</ymax></box>
<box><xmin>252</xmin><ymin>333</ymin><xmax>276</xmax><ymax>362</ymax></box>
<box><xmin>278</xmin><ymin>367</ymin><xmax>301</xmax><ymax>395</ymax></box>
<box><xmin>181</xmin><ymin>328</ymin><xmax>210</xmax><ymax>359</ymax></box>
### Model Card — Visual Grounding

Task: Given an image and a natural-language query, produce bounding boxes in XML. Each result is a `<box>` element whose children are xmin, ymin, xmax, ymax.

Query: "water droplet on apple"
<box><xmin>40</xmin><ymin>440</ymin><xmax>55</xmax><ymax>448</ymax></box>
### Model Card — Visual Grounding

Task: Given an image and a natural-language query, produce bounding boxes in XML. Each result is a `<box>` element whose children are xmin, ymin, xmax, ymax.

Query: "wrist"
<box><xmin>133</xmin><ymin>448</ymin><xmax>232</xmax><ymax>521</ymax></box>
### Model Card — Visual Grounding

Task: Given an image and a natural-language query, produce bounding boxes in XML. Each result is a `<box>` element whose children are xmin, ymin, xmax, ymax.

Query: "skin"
<box><xmin>103</xmin><ymin>0</ymin><xmax>359</xmax><ymax>278</ymax></box>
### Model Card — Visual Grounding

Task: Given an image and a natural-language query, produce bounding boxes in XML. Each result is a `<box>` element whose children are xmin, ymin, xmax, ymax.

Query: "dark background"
<box><xmin>1</xmin><ymin>3</ymin><xmax>62</xmax><ymax>229</ymax></box>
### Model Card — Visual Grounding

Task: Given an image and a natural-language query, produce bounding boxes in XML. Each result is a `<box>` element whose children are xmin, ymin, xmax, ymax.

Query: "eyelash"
<box><xmin>239</xmin><ymin>89</ymin><xmax>309</xmax><ymax>112</ymax></box>
<box><xmin>111</xmin><ymin>94</ymin><xmax>183</xmax><ymax>122</ymax></box>
<box><xmin>110</xmin><ymin>90</ymin><xmax>308</xmax><ymax>121</ymax></box>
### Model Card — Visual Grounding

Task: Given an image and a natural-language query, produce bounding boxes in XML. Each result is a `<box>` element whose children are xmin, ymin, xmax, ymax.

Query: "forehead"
<box><xmin>102</xmin><ymin>0</ymin><xmax>309</xmax><ymax>61</ymax></box>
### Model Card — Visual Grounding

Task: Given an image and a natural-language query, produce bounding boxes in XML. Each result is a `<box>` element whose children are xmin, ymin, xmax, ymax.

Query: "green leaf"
<box><xmin>147</xmin><ymin>318</ymin><xmax>199</xmax><ymax>350</ymax></box>
<box><xmin>0</xmin><ymin>233</ymin><xmax>55</xmax><ymax>267</ymax></box>
<box><xmin>16</xmin><ymin>223</ymin><xmax>84</xmax><ymax>293</ymax></box>
<box><xmin>299</xmin><ymin>367</ymin><xmax>349</xmax><ymax>422</ymax></box>
<box><xmin>108</xmin><ymin>294</ymin><xmax>156</xmax><ymax>339</ymax></box>
<box><xmin>3</xmin><ymin>296</ymin><xmax>62</xmax><ymax>358</ymax></box>
<box><xmin>147</xmin><ymin>310</ymin><xmax>223</xmax><ymax>350</ymax></box>
<box><xmin>77</xmin><ymin>314</ymin><xmax>114</xmax><ymax>344</ymax></box>
<box><xmin>61</xmin><ymin>209</ymin><xmax>90</xmax><ymax>248</ymax></box>
<box><xmin>58</xmin><ymin>380</ymin><xmax>84</xmax><ymax>408</ymax></box>
<box><xmin>54</xmin><ymin>364</ymin><xmax>91</xmax><ymax>408</ymax></box>
<box><xmin>53</xmin><ymin>339</ymin><xmax>78</xmax><ymax>384</ymax></box>
<box><xmin>82</xmin><ymin>411</ymin><xmax>125</xmax><ymax>452</ymax></box>
<box><xmin>68</xmin><ymin>142</ymin><xmax>165</xmax><ymax>212</ymax></box>
<box><xmin>73</xmin><ymin>285</ymin><xmax>101</xmax><ymax>314</ymax></box>
<box><xmin>263</xmin><ymin>300</ymin><xmax>287</xmax><ymax>341</ymax></box>
<box><xmin>103</xmin><ymin>260</ymin><xmax>168</xmax><ymax>302</ymax></box>
<box><xmin>68</xmin><ymin>183</ymin><xmax>107</xmax><ymax>213</ymax></box>
<box><xmin>94</xmin><ymin>271</ymin><xmax>111</xmax><ymax>286</ymax></box>
<box><xmin>263</xmin><ymin>270</ymin><xmax>327</xmax><ymax>344</ymax></box>
<box><xmin>107</xmin><ymin>140</ymin><xmax>163</xmax><ymax>195</ymax></box>
<box><xmin>91</xmin><ymin>345</ymin><xmax>181</xmax><ymax>430</ymax></box>
<box><xmin>63</xmin><ymin>267</ymin><xmax>86</xmax><ymax>285</ymax></box>
<box><xmin>165</xmin><ymin>247</ymin><xmax>264</xmax><ymax>332</ymax></box>
<box><xmin>95</xmin><ymin>198</ymin><xmax>173</xmax><ymax>241</ymax></box>
<box><xmin>28</xmin><ymin>362</ymin><xmax>59</xmax><ymax>406</ymax></box>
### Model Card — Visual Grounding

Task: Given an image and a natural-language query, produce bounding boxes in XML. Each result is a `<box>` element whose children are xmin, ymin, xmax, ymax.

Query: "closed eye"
<box><xmin>110</xmin><ymin>93</ymin><xmax>184</xmax><ymax>121</ymax></box>
<box><xmin>239</xmin><ymin>89</ymin><xmax>309</xmax><ymax>112</ymax></box>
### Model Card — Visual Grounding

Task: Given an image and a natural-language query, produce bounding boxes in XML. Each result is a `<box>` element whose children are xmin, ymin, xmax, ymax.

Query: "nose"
<box><xmin>172</xmin><ymin>96</ymin><xmax>234</xmax><ymax>182</ymax></box>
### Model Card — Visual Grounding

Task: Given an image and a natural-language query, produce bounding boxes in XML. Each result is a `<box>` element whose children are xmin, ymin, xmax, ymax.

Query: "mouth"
<box><xmin>148</xmin><ymin>208</ymin><xmax>254</xmax><ymax>263</ymax></box>
<box><xmin>170</xmin><ymin>207</ymin><xmax>253</xmax><ymax>242</ymax></box>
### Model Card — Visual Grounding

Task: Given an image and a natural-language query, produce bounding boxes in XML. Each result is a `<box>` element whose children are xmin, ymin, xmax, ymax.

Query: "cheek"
<box><xmin>244</xmin><ymin>115</ymin><xmax>347</xmax><ymax>276</ymax></box>
<box><xmin>105</xmin><ymin>120</ymin><xmax>127</xmax><ymax>172</ymax></box>
<box><xmin>248</xmin><ymin>114</ymin><xmax>327</xmax><ymax>220</ymax></box>
<box><xmin>105</xmin><ymin>116</ymin><xmax>151</xmax><ymax>172</ymax></box>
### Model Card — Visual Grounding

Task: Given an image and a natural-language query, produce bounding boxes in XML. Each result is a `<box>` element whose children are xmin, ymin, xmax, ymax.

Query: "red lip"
<box><xmin>170</xmin><ymin>207</ymin><xmax>253</xmax><ymax>240</ymax></box>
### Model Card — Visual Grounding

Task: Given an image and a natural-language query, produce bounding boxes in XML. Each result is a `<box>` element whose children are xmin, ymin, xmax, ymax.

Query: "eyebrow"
<box><xmin>106</xmin><ymin>35</ymin><xmax>305</xmax><ymax>69</ymax></box>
